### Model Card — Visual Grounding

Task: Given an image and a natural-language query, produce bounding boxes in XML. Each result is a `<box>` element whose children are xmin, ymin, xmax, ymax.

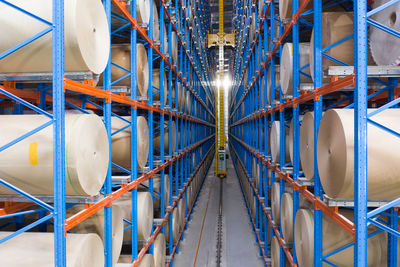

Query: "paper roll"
<box><xmin>114</xmin><ymin>191</ymin><xmax>153</xmax><ymax>241</ymax></box>
<box><xmin>172</xmin><ymin>208</ymin><xmax>180</xmax><ymax>243</ymax></box>
<box><xmin>186</xmin><ymin>90</ymin><xmax>191</xmax><ymax>114</ymax></box>
<box><xmin>178</xmin><ymin>194</ymin><xmax>187</xmax><ymax>231</ymax></box>
<box><xmin>152</xmin><ymin>1</ymin><xmax>160</xmax><ymax>42</ymax></box>
<box><xmin>67</xmin><ymin>204</ymin><xmax>124</xmax><ymax>266</ymax></box>
<box><xmin>250</xmin><ymin>12</ymin><xmax>256</xmax><ymax>45</ymax></box>
<box><xmin>310</xmin><ymin>12</ymin><xmax>354</xmax><ymax>82</ymax></box>
<box><xmin>294</xmin><ymin>209</ymin><xmax>387</xmax><ymax>267</ymax></box>
<box><xmin>171</xmin><ymin>32</ymin><xmax>178</xmax><ymax>65</ymax></box>
<box><xmin>0</xmin><ymin>232</ymin><xmax>104</xmax><ymax>267</ymax></box>
<box><xmin>137</xmin><ymin>0</ymin><xmax>151</xmax><ymax>25</ymax></box>
<box><xmin>139</xmin><ymin>254</ymin><xmax>155</xmax><ymax>267</ymax></box>
<box><xmin>0</xmin><ymin>0</ymin><xmax>110</xmax><ymax>74</ymax></box>
<box><xmin>279</xmin><ymin>0</ymin><xmax>312</xmax><ymax>20</ymax></box>
<box><xmin>299</xmin><ymin>112</ymin><xmax>315</xmax><ymax>181</ymax></box>
<box><xmin>103</xmin><ymin>44</ymin><xmax>148</xmax><ymax>97</ymax></box>
<box><xmin>281</xmin><ymin>43</ymin><xmax>312</xmax><ymax>95</ymax></box>
<box><xmin>280</xmin><ymin>192</ymin><xmax>311</xmax><ymax>244</ymax></box>
<box><xmin>154</xmin><ymin>233</ymin><xmax>166</xmax><ymax>267</ymax></box>
<box><xmin>153</xmin><ymin>121</ymin><xmax>176</xmax><ymax>154</ymax></box>
<box><xmin>271</xmin><ymin>236</ymin><xmax>289</xmax><ymax>267</ymax></box>
<box><xmin>153</xmin><ymin>69</ymin><xmax>168</xmax><ymax>106</ymax></box>
<box><xmin>111</xmin><ymin>116</ymin><xmax>149</xmax><ymax>170</ymax></box>
<box><xmin>270</xmin><ymin>121</ymin><xmax>290</xmax><ymax>163</ymax></box>
<box><xmin>370</xmin><ymin>0</ymin><xmax>400</xmax><ymax>65</ymax></box>
<box><xmin>271</xmin><ymin>182</ymin><xmax>281</xmax><ymax>224</ymax></box>
<box><xmin>267</xmin><ymin>65</ymin><xmax>280</xmax><ymax>105</ymax></box>
<box><xmin>259</xmin><ymin>0</ymin><xmax>265</xmax><ymax>17</ymax></box>
<box><xmin>0</xmin><ymin>114</ymin><xmax>109</xmax><ymax>196</ymax></box>
<box><xmin>288</xmin><ymin>116</ymin><xmax>303</xmax><ymax>169</ymax></box>
<box><xmin>318</xmin><ymin>108</ymin><xmax>400</xmax><ymax>200</ymax></box>
<box><xmin>140</xmin><ymin>174</ymin><xmax>170</xmax><ymax>210</ymax></box>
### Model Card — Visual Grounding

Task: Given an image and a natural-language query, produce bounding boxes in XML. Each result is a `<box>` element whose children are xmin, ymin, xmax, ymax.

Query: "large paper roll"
<box><xmin>0</xmin><ymin>0</ymin><xmax>110</xmax><ymax>74</ymax></box>
<box><xmin>178</xmin><ymin>83</ymin><xmax>186</xmax><ymax>112</ymax></box>
<box><xmin>281</xmin><ymin>43</ymin><xmax>312</xmax><ymax>95</ymax></box>
<box><xmin>154</xmin><ymin>233</ymin><xmax>166</xmax><ymax>267</ymax></box>
<box><xmin>178</xmin><ymin>194</ymin><xmax>187</xmax><ymax>231</ymax></box>
<box><xmin>267</xmin><ymin>65</ymin><xmax>280</xmax><ymax>105</ymax></box>
<box><xmin>152</xmin><ymin>1</ymin><xmax>160</xmax><ymax>42</ymax></box>
<box><xmin>0</xmin><ymin>114</ymin><xmax>109</xmax><ymax>196</ymax></box>
<box><xmin>280</xmin><ymin>192</ymin><xmax>311</xmax><ymax>244</ymax></box>
<box><xmin>310</xmin><ymin>12</ymin><xmax>353</xmax><ymax>82</ymax></box>
<box><xmin>141</xmin><ymin>174</ymin><xmax>170</xmax><ymax>210</ymax></box>
<box><xmin>153</xmin><ymin>69</ymin><xmax>168</xmax><ymax>106</ymax></box>
<box><xmin>279</xmin><ymin>0</ymin><xmax>312</xmax><ymax>20</ymax></box>
<box><xmin>271</xmin><ymin>236</ymin><xmax>289</xmax><ymax>267</ymax></box>
<box><xmin>271</xmin><ymin>182</ymin><xmax>281</xmax><ymax>223</ymax></box>
<box><xmin>288</xmin><ymin>116</ymin><xmax>303</xmax><ymax>169</ymax></box>
<box><xmin>139</xmin><ymin>254</ymin><xmax>155</xmax><ymax>267</ymax></box>
<box><xmin>294</xmin><ymin>209</ymin><xmax>387</xmax><ymax>267</ymax></box>
<box><xmin>153</xmin><ymin>121</ymin><xmax>176</xmax><ymax>154</ymax></box>
<box><xmin>370</xmin><ymin>0</ymin><xmax>400</xmax><ymax>65</ymax></box>
<box><xmin>111</xmin><ymin>116</ymin><xmax>149</xmax><ymax>170</ymax></box>
<box><xmin>104</xmin><ymin>44</ymin><xmax>148</xmax><ymax>97</ymax></box>
<box><xmin>270</xmin><ymin>121</ymin><xmax>290</xmax><ymax>163</ymax></box>
<box><xmin>137</xmin><ymin>0</ymin><xmax>151</xmax><ymax>25</ymax></box>
<box><xmin>250</xmin><ymin>12</ymin><xmax>256</xmax><ymax>45</ymax></box>
<box><xmin>186</xmin><ymin>90</ymin><xmax>191</xmax><ymax>114</ymax></box>
<box><xmin>171</xmin><ymin>32</ymin><xmax>178</xmax><ymax>65</ymax></box>
<box><xmin>114</xmin><ymin>191</ymin><xmax>153</xmax><ymax>241</ymax></box>
<box><xmin>0</xmin><ymin>232</ymin><xmax>104</xmax><ymax>267</ymax></box>
<box><xmin>299</xmin><ymin>112</ymin><xmax>315</xmax><ymax>181</ymax></box>
<box><xmin>67</xmin><ymin>204</ymin><xmax>124</xmax><ymax>266</ymax></box>
<box><xmin>318</xmin><ymin>108</ymin><xmax>400</xmax><ymax>200</ymax></box>
<box><xmin>172</xmin><ymin>208</ymin><xmax>180</xmax><ymax>243</ymax></box>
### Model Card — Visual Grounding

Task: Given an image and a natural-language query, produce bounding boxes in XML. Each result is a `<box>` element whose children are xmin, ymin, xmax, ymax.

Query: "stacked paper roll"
<box><xmin>0</xmin><ymin>0</ymin><xmax>110</xmax><ymax>74</ymax></box>
<box><xmin>154</xmin><ymin>233</ymin><xmax>166</xmax><ymax>267</ymax></box>
<box><xmin>271</xmin><ymin>182</ymin><xmax>282</xmax><ymax>223</ymax></box>
<box><xmin>139</xmin><ymin>254</ymin><xmax>155</xmax><ymax>267</ymax></box>
<box><xmin>178</xmin><ymin>194</ymin><xmax>187</xmax><ymax>231</ymax></box>
<box><xmin>67</xmin><ymin>204</ymin><xmax>124</xmax><ymax>266</ymax></box>
<box><xmin>280</xmin><ymin>192</ymin><xmax>312</xmax><ymax>244</ymax></box>
<box><xmin>154</xmin><ymin>121</ymin><xmax>176</xmax><ymax>154</ymax></box>
<box><xmin>318</xmin><ymin>108</ymin><xmax>400</xmax><ymax>200</ymax></box>
<box><xmin>280</xmin><ymin>43</ymin><xmax>312</xmax><ymax>95</ymax></box>
<box><xmin>153</xmin><ymin>69</ymin><xmax>168</xmax><ymax>106</ymax></box>
<box><xmin>299</xmin><ymin>112</ymin><xmax>315</xmax><ymax>181</ymax></box>
<box><xmin>152</xmin><ymin>1</ymin><xmax>160</xmax><ymax>42</ymax></box>
<box><xmin>271</xmin><ymin>236</ymin><xmax>289</xmax><ymax>267</ymax></box>
<box><xmin>172</xmin><ymin>208</ymin><xmax>180</xmax><ymax>243</ymax></box>
<box><xmin>270</xmin><ymin>120</ymin><xmax>290</xmax><ymax>163</ymax></box>
<box><xmin>104</xmin><ymin>44</ymin><xmax>149</xmax><ymax>97</ymax></box>
<box><xmin>0</xmin><ymin>114</ymin><xmax>109</xmax><ymax>196</ymax></box>
<box><xmin>137</xmin><ymin>0</ymin><xmax>151</xmax><ymax>25</ymax></box>
<box><xmin>370</xmin><ymin>0</ymin><xmax>400</xmax><ymax>65</ymax></box>
<box><xmin>0</xmin><ymin>232</ymin><xmax>104</xmax><ymax>267</ymax></box>
<box><xmin>267</xmin><ymin>65</ymin><xmax>280</xmax><ymax>105</ymax></box>
<box><xmin>279</xmin><ymin>0</ymin><xmax>312</xmax><ymax>20</ymax></box>
<box><xmin>310</xmin><ymin>12</ymin><xmax>353</xmax><ymax>82</ymax></box>
<box><xmin>288</xmin><ymin>116</ymin><xmax>304</xmax><ymax>169</ymax></box>
<box><xmin>295</xmin><ymin>209</ymin><xmax>387</xmax><ymax>267</ymax></box>
<box><xmin>114</xmin><ymin>192</ymin><xmax>153</xmax><ymax>241</ymax></box>
<box><xmin>111</xmin><ymin>116</ymin><xmax>149</xmax><ymax>170</ymax></box>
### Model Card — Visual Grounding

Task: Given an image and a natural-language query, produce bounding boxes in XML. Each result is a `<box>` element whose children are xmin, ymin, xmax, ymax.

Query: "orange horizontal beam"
<box><xmin>0</xmin><ymin>202</ymin><xmax>34</xmax><ymax>217</ymax></box>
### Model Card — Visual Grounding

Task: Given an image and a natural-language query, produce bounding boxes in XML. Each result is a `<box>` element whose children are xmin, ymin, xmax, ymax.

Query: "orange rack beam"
<box><xmin>0</xmin><ymin>202</ymin><xmax>34</xmax><ymax>217</ymax></box>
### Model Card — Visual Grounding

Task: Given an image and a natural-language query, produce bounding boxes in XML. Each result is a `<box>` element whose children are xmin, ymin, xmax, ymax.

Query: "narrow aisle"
<box><xmin>173</xmin><ymin>155</ymin><xmax>264</xmax><ymax>267</ymax></box>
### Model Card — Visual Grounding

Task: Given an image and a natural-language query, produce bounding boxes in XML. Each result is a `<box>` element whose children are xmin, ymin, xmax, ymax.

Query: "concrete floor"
<box><xmin>172</xmin><ymin>154</ymin><xmax>264</xmax><ymax>267</ymax></box>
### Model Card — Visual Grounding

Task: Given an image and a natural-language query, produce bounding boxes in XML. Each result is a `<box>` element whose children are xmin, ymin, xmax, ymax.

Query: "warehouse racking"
<box><xmin>0</xmin><ymin>0</ymin><xmax>215</xmax><ymax>266</ymax></box>
<box><xmin>229</xmin><ymin>0</ymin><xmax>400</xmax><ymax>266</ymax></box>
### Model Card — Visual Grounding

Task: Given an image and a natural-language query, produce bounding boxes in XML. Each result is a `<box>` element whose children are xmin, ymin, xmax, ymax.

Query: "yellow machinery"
<box><xmin>208</xmin><ymin>0</ymin><xmax>234</xmax><ymax>178</ymax></box>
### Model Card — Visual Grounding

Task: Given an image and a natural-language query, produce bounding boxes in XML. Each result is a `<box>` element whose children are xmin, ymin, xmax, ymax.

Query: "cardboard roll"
<box><xmin>280</xmin><ymin>43</ymin><xmax>312</xmax><ymax>95</ymax></box>
<box><xmin>110</xmin><ymin>116</ymin><xmax>149</xmax><ymax>170</ymax></box>
<box><xmin>279</xmin><ymin>0</ymin><xmax>312</xmax><ymax>20</ymax></box>
<box><xmin>280</xmin><ymin>192</ymin><xmax>312</xmax><ymax>244</ymax></box>
<box><xmin>0</xmin><ymin>232</ymin><xmax>104</xmax><ymax>267</ymax></box>
<box><xmin>267</xmin><ymin>65</ymin><xmax>280</xmax><ymax>105</ymax></box>
<box><xmin>171</xmin><ymin>32</ymin><xmax>178</xmax><ymax>65</ymax></box>
<box><xmin>310</xmin><ymin>12</ymin><xmax>354</xmax><ymax>82</ymax></box>
<box><xmin>114</xmin><ymin>191</ymin><xmax>153</xmax><ymax>241</ymax></box>
<box><xmin>99</xmin><ymin>44</ymin><xmax>148</xmax><ymax>97</ymax></box>
<box><xmin>318</xmin><ymin>108</ymin><xmax>400</xmax><ymax>200</ymax></box>
<box><xmin>178</xmin><ymin>194</ymin><xmax>187</xmax><ymax>231</ymax></box>
<box><xmin>294</xmin><ymin>209</ymin><xmax>387</xmax><ymax>267</ymax></box>
<box><xmin>370</xmin><ymin>0</ymin><xmax>400</xmax><ymax>65</ymax></box>
<box><xmin>66</xmin><ymin>204</ymin><xmax>124</xmax><ymax>266</ymax></box>
<box><xmin>271</xmin><ymin>236</ymin><xmax>289</xmax><ymax>267</ymax></box>
<box><xmin>270</xmin><ymin>121</ymin><xmax>290</xmax><ymax>163</ymax></box>
<box><xmin>0</xmin><ymin>0</ymin><xmax>110</xmax><ymax>74</ymax></box>
<box><xmin>154</xmin><ymin>233</ymin><xmax>166</xmax><ymax>267</ymax></box>
<box><xmin>299</xmin><ymin>112</ymin><xmax>315</xmax><ymax>181</ymax></box>
<box><xmin>140</xmin><ymin>174</ymin><xmax>170</xmax><ymax>210</ymax></box>
<box><xmin>154</xmin><ymin>120</ymin><xmax>176</xmax><ymax>154</ymax></box>
<box><xmin>0</xmin><ymin>114</ymin><xmax>109</xmax><ymax>196</ymax></box>
<box><xmin>153</xmin><ymin>68</ymin><xmax>168</xmax><ymax>106</ymax></box>
<box><xmin>288</xmin><ymin>116</ymin><xmax>304</xmax><ymax>169</ymax></box>
<box><xmin>139</xmin><ymin>254</ymin><xmax>155</xmax><ymax>267</ymax></box>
